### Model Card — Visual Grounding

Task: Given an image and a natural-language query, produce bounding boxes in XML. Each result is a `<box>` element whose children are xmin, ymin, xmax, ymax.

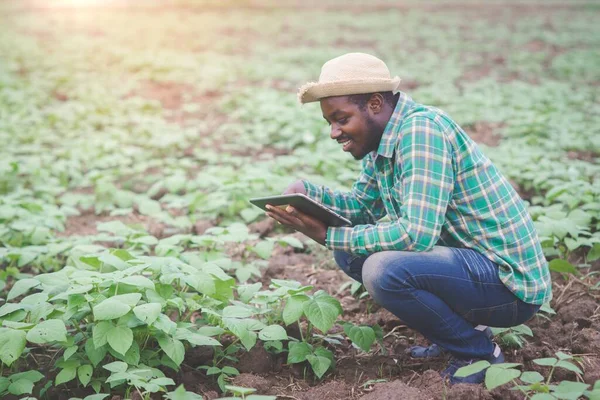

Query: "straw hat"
<box><xmin>298</xmin><ymin>53</ymin><xmax>401</xmax><ymax>104</ymax></box>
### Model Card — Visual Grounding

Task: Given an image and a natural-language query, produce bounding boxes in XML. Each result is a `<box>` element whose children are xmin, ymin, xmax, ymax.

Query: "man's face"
<box><xmin>320</xmin><ymin>96</ymin><xmax>384</xmax><ymax>160</ymax></box>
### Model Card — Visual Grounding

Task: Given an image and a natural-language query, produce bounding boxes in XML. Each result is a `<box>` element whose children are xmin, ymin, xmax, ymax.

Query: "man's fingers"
<box><xmin>267</xmin><ymin>205</ymin><xmax>304</xmax><ymax>227</ymax></box>
<box><xmin>286</xmin><ymin>205</ymin><xmax>299</xmax><ymax>217</ymax></box>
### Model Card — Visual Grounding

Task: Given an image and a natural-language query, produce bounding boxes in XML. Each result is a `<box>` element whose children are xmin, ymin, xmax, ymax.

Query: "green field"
<box><xmin>0</xmin><ymin>1</ymin><xmax>599</xmax><ymax>399</ymax></box>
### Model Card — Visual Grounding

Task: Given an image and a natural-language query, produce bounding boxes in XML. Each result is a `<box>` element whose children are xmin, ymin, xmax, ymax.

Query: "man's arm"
<box><xmin>301</xmin><ymin>156</ymin><xmax>386</xmax><ymax>225</ymax></box>
<box><xmin>326</xmin><ymin>116</ymin><xmax>454</xmax><ymax>255</ymax></box>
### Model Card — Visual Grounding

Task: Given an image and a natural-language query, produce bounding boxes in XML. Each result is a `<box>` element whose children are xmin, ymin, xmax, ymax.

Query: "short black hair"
<box><xmin>348</xmin><ymin>91</ymin><xmax>400</xmax><ymax>110</ymax></box>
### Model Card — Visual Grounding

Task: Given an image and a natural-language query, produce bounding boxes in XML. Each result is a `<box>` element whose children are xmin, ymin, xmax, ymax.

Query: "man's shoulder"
<box><xmin>398</xmin><ymin>102</ymin><xmax>455</xmax><ymax>131</ymax></box>
<box><xmin>401</xmin><ymin>103</ymin><xmax>452</xmax><ymax>126</ymax></box>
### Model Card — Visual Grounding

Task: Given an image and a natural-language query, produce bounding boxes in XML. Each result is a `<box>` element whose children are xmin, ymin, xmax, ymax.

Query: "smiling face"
<box><xmin>320</xmin><ymin>94</ymin><xmax>389</xmax><ymax>160</ymax></box>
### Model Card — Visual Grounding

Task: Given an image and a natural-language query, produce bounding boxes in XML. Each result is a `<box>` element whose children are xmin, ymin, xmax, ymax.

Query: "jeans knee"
<box><xmin>362</xmin><ymin>251</ymin><xmax>419</xmax><ymax>302</ymax></box>
<box><xmin>362</xmin><ymin>252</ymin><xmax>398</xmax><ymax>302</ymax></box>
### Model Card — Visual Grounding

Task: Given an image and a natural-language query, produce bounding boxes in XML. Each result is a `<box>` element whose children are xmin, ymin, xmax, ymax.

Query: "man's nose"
<box><xmin>330</xmin><ymin>124</ymin><xmax>342</xmax><ymax>140</ymax></box>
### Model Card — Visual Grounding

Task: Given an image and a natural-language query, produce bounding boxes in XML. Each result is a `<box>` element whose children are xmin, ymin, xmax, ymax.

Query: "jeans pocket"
<box><xmin>464</xmin><ymin>300</ymin><xmax>518</xmax><ymax>327</ymax></box>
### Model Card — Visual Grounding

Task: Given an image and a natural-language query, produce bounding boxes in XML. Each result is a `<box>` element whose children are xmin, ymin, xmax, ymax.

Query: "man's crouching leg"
<box><xmin>360</xmin><ymin>247</ymin><xmax>540</xmax><ymax>384</ymax></box>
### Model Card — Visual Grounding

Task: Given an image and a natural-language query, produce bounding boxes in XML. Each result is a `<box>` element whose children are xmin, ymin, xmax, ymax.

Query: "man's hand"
<box><xmin>283</xmin><ymin>180</ymin><xmax>307</xmax><ymax>196</ymax></box>
<box><xmin>266</xmin><ymin>204</ymin><xmax>327</xmax><ymax>246</ymax></box>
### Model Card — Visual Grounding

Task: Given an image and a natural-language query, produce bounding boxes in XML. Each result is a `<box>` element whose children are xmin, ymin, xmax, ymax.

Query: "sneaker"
<box><xmin>442</xmin><ymin>344</ymin><xmax>505</xmax><ymax>384</ymax></box>
<box><xmin>409</xmin><ymin>326</ymin><xmax>494</xmax><ymax>359</ymax></box>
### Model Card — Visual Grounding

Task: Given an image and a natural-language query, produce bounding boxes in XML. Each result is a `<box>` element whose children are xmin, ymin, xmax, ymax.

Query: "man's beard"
<box><xmin>353</xmin><ymin>115</ymin><xmax>384</xmax><ymax>160</ymax></box>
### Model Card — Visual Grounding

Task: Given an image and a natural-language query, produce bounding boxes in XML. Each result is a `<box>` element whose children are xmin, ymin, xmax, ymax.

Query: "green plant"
<box><xmin>218</xmin><ymin>385</ymin><xmax>276</xmax><ymax>399</ymax></box>
<box><xmin>454</xmin><ymin>351</ymin><xmax>595</xmax><ymax>399</ymax></box>
<box><xmin>491</xmin><ymin>324</ymin><xmax>534</xmax><ymax>349</ymax></box>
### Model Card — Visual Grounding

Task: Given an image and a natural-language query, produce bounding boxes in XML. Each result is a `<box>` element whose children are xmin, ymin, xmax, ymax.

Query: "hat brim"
<box><xmin>298</xmin><ymin>77</ymin><xmax>401</xmax><ymax>104</ymax></box>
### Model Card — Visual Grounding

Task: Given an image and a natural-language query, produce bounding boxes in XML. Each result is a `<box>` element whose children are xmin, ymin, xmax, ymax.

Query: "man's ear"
<box><xmin>368</xmin><ymin>93</ymin><xmax>384</xmax><ymax>114</ymax></box>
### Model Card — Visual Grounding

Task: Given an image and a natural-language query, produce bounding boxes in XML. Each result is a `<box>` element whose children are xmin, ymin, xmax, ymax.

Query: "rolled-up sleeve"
<box><xmin>302</xmin><ymin>156</ymin><xmax>386</xmax><ymax>226</ymax></box>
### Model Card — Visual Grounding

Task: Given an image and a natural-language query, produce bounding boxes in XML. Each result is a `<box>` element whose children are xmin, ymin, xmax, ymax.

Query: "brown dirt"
<box><xmin>231</xmin><ymin>373</ymin><xmax>273</xmax><ymax>393</ymax></box>
<box><xmin>296</xmin><ymin>380</ymin><xmax>353</xmax><ymax>400</ymax></box>
<box><xmin>237</xmin><ymin>344</ymin><xmax>276</xmax><ymax>374</ymax></box>
<box><xmin>567</xmin><ymin>150</ymin><xmax>598</xmax><ymax>163</ymax></box>
<box><xmin>130</xmin><ymin>80</ymin><xmax>194</xmax><ymax>110</ymax></box>
<box><xmin>463</xmin><ymin>121</ymin><xmax>503</xmax><ymax>147</ymax></box>
<box><xmin>360</xmin><ymin>380</ymin><xmax>431</xmax><ymax>400</ymax></box>
<box><xmin>445</xmin><ymin>383</ymin><xmax>493</xmax><ymax>400</ymax></box>
<box><xmin>57</xmin><ymin>211</ymin><xmax>173</xmax><ymax>239</ymax></box>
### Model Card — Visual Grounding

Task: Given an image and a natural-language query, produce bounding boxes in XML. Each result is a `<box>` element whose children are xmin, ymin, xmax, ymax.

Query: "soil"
<box><xmin>463</xmin><ymin>121</ymin><xmax>504</xmax><ymax>147</ymax></box>
<box><xmin>57</xmin><ymin>210</ymin><xmax>175</xmax><ymax>239</ymax></box>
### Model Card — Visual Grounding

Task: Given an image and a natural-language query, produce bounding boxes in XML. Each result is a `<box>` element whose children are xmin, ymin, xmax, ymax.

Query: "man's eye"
<box><xmin>338</xmin><ymin>117</ymin><xmax>348</xmax><ymax>125</ymax></box>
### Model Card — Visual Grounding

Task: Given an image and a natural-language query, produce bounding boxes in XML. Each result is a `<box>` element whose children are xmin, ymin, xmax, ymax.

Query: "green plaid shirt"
<box><xmin>303</xmin><ymin>92</ymin><xmax>552</xmax><ymax>305</ymax></box>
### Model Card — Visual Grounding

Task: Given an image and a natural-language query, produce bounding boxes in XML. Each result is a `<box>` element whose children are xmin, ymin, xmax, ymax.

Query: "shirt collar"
<box><xmin>374</xmin><ymin>91</ymin><xmax>415</xmax><ymax>159</ymax></box>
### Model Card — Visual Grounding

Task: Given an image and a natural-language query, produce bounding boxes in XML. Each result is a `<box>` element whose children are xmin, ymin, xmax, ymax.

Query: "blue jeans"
<box><xmin>334</xmin><ymin>246</ymin><xmax>540</xmax><ymax>359</ymax></box>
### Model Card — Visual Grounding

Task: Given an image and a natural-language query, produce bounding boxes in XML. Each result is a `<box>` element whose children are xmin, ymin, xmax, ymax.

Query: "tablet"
<box><xmin>249</xmin><ymin>194</ymin><xmax>352</xmax><ymax>227</ymax></box>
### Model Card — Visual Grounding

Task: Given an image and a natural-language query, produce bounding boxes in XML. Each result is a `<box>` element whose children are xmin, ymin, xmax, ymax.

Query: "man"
<box><xmin>265</xmin><ymin>53</ymin><xmax>552</xmax><ymax>384</ymax></box>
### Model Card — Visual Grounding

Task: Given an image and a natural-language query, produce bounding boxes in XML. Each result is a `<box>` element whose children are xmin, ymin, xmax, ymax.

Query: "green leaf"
<box><xmin>556</xmin><ymin>351</ymin><xmax>573</xmax><ymax>360</ymax></box>
<box><xmin>153</xmin><ymin>314</ymin><xmax>177</xmax><ymax>334</ymax></box>
<box><xmin>10</xmin><ymin>370</ymin><xmax>44</xmax><ymax>383</ymax></box>
<box><xmin>7</xmin><ymin>279</ymin><xmax>40</xmax><ymax>301</ymax></box>
<box><xmin>279</xmin><ymin>236</ymin><xmax>304</xmax><ymax>249</ymax></box>
<box><xmin>252</xmin><ymin>241</ymin><xmax>274</xmax><ymax>260</ymax></box>
<box><xmin>8</xmin><ymin>379</ymin><xmax>34</xmax><ymax>395</ymax></box>
<box><xmin>553</xmin><ymin>380</ymin><xmax>589</xmax><ymax>399</ymax></box>
<box><xmin>164</xmin><ymin>384</ymin><xmax>205</xmax><ymax>400</ymax></box>
<box><xmin>485</xmin><ymin>365</ymin><xmax>521</xmax><ymax>390</ymax></box>
<box><xmin>221</xmin><ymin>366</ymin><xmax>239</xmax><ymax>376</ymax></box>
<box><xmin>530</xmin><ymin>393</ymin><xmax>556</xmax><ymax>400</ymax></box>
<box><xmin>177</xmin><ymin>331</ymin><xmax>221</xmax><ymax>347</ymax></box>
<box><xmin>0</xmin><ymin>304</ymin><xmax>24</xmax><ymax>318</ymax></box>
<box><xmin>548</xmin><ymin>259</ymin><xmax>578</xmax><ymax>275</ymax></box>
<box><xmin>0</xmin><ymin>377</ymin><xmax>9</xmax><ymax>393</ymax></box>
<box><xmin>78</xmin><ymin>365</ymin><xmax>93</xmax><ymax>386</ymax></box>
<box><xmin>302</xmin><ymin>292</ymin><xmax>342</xmax><ymax>333</ymax></box>
<box><xmin>107</xmin><ymin>325</ymin><xmax>133</xmax><ymax>355</ymax></box>
<box><xmin>520</xmin><ymin>371</ymin><xmax>544</xmax><ymax>384</ymax></box>
<box><xmin>225</xmin><ymin>385</ymin><xmax>255</xmax><ymax>395</ymax></box>
<box><xmin>119</xmin><ymin>275</ymin><xmax>155</xmax><ymax>290</ymax></box>
<box><xmin>555</xmin><ymin>360</ymin><xmax>582</xmax><ymax>374</ymax></box>
<box><xmin>103</xmin><ymin>361</ymin><xmax>128</xmax><ymax>373</ymax></box>
<box><xmin>454</xmin><ymin>360</ymin><xmax>491</xmax><ymax>377</ymax></box>
<box><xmin>306</xmin><ymin>352</ymin><xmax>332</xmax><ymax>379</ymax></box>
<box><xmin>26</xmin><ymin>319</ymin><xmax>67</xmax><ymax>344</ymax></box>
<box><xmin>64</xmin><ymin>345</ymin><xmax>78</xmax><ymax>361</ymax></box>
<box><xmin>287</xmin><ymin>342</ymin><xmax>311</xmax><ymax>364</ymax></box>
<box><xmin>0</xmin><ymin>328</ymin><xmax>26</xmax><ymax>366</ymax></box>
<box><xmin>222</xmin><ymin>318</ymin><xmax>258</xmax><ymax>351</ymax></box>
<box><xmin>534</xmin><ymin>357</ymin><xmax>558</xmax><ymax>367</ymax></box>
<box><xmin>55</xmin><ymin>366</ymin><xmax>77</xmax><ymax>385</ymax></box>
<box><xmin>345</xmin><ymin>325</ymin><xmax>376</xmax><ymax>352</ymax></box>
<box><xmin>282</xmin><ymin>295</ymin><xmax>308</xmax><ymax>325</ymax></box>
<box><xmin>92</xmin><ymin>321</ymin><xmax>113</xmax><ymax>348</ymax></box>
<box><xmin>138</xmin><ymin>198</ymin><xmax>162</xmax><ymax>215</ymax></box>
<box><xmin>133</xmin><ymin>303</ymin><xmax>162</xmax><ymax>324</ymax></box>
<box><xmin>237</xmin><ymin>282</ymin><xmax>262</xmax><ymax>303</ymax></box>
<box><xmin>83</xmin><ymin>395</ymin><xmax>110</xmax><ymax>400</ymax></box>
<box><xmin>588</xmin><ymin>243</ymin><xmax>600</xmax><ymax>262</ymax></box>
<box><xmin>93</xmin><ymin>299</ymin><xmax>131</xmax><ymax>321</ymax></box>
<box><xmin>222</xmin><ymin>305</ymin><xmax>255</xmax><ymax>318</ymax></box>
<box><xmin>258</xmin><ymin>325</ymin><xmax>288</xmax><ymax>341</ymax></box>
<box><xmin>85</xmin><ymin>338</ymin><xmax>107</xmax><ymax>367</ymax></box>
<box><xmin>122</xmin><ymin>341</ymin><xmax>140</xmax><ymax>366</ymax></box>
<box><xmin>158</xmin><ymin>335</ymin><xmax>185</xmax><ymax>367</ymax></box>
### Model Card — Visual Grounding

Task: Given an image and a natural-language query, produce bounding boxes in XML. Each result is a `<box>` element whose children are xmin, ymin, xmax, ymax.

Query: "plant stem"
<box><xmin>512</xmin><ymin>378</ymin><xmax>531</xmax><ymax>399</ymax></box>
<box><xmin>305</xmin><ymin>321</ymin><xmax>313</xmax><ymax>343</ymax></box>
<box><xmin>546</xmin><ymin>366</ymin><xmax>555</xmax><ymax>385</ymax></box>
<box><xmin>297</xmin><ymin>321</ymin><xmax>304</xmax><ymax>342</ymax></box>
